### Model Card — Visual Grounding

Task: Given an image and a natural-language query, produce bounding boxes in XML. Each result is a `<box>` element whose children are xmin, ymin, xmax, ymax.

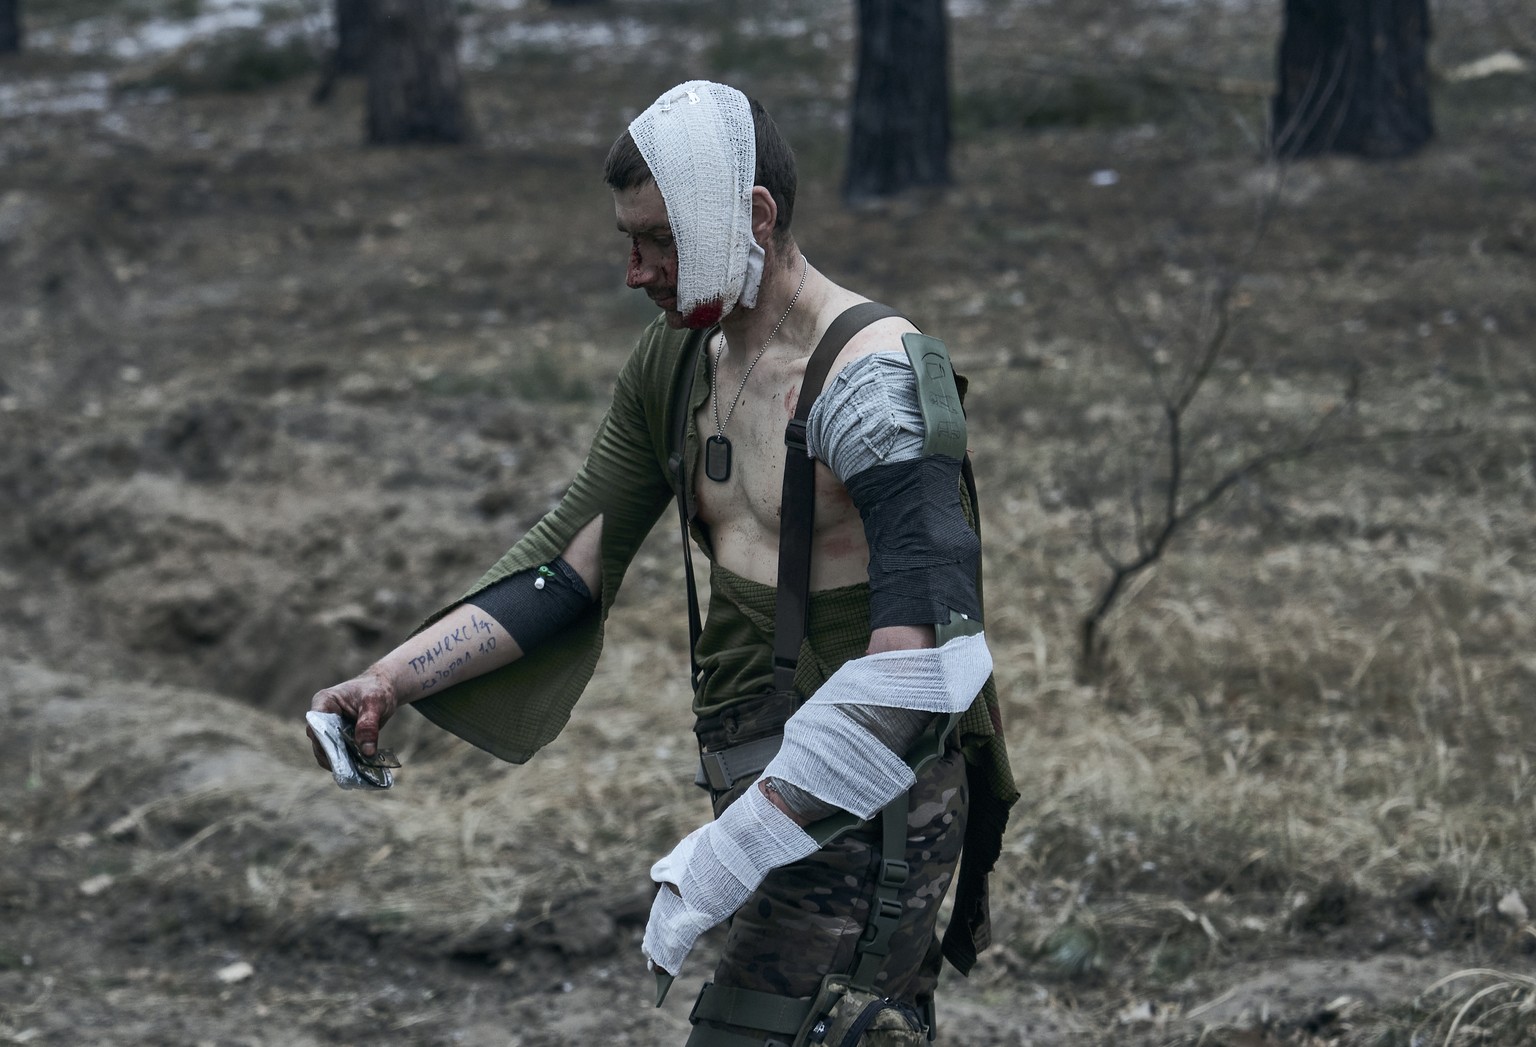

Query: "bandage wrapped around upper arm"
<box><xmin>806</xmin><ymin>352</ymin><xmax>981</xmax><ymax>630</ymax></box>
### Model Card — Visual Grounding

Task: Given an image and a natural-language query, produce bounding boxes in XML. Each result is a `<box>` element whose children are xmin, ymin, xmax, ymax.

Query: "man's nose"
<box><xmin>626</xmin><ymin>245</ymin><xmax>653</xmax><ymax>289</ymax></box>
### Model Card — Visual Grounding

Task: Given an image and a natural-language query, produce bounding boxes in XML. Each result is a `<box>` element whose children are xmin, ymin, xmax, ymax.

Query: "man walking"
<box><xmin>308</xmin><ymin>81</ymin><xmax>1016</xmax><ymax>1045</ymax></box>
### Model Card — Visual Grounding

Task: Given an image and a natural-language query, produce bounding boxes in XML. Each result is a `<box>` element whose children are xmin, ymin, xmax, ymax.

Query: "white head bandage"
<box><xmin>628</xmin><ymin>80</ymin><xmax>766</xmax><ymax>328</ymax></box>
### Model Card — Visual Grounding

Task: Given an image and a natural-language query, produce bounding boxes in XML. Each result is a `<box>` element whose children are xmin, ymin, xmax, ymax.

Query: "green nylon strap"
<box><xmin>685</xmin><ymin>1020</ymin><xmax>791</xmax><ymax>1047</ymax></box>
<box><xmin>848</xmin><ymin>787</ymin><xmax>911</xmax><ymax>991</ymax></box>
<box><xmin>908</xmin><ymin>328</ymin><xmax>983</xmax><ymax>650</ymax></box>
<box><xmin>690</xmin><ymin>981</ymin><xmax>814</xmax><ymax>1036</ymax></box>
<box><xmin>802</xmin><ymin>709</ymin><xmax>961</xmax><ymax>849</ymax></box>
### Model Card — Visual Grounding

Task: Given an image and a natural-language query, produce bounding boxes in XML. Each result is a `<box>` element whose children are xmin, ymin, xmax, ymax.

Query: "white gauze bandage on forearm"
<box><xmin>643</xmin><ymin>781</ymin><xmax>818</xmax><ymax>975</ymax></box>
<box><xmin>763</xmin><ymin>632</ymin><xmax>993</xmax><ymax>821</ymax></box>
<box><xmin>642</xmin><ymin>634</ymin><xmax>989</xmax><ymax>972</ymax></box>
<box><xmin>629</xmin><ymin>81</ymin><xmax>765</xmax><ymax>328</ymax></box>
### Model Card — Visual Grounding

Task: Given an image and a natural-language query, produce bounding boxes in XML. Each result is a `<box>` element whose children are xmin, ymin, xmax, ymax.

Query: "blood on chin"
<box><xmin>651</xmin><ymin>293</ymin><xmax>725</xmax><ymax>330</ymax></box>
<box><xmin>680</xmin><ymin>299</ymin><xmax>725</xmax><ymax>330</ymax></box>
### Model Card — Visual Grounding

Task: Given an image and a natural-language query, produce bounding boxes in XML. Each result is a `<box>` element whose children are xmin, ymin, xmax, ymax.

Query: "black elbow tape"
<box><xmin>845</xmin><ymin>455</ymin><xmax>982</xmax><ymax>631</ymax></box>
<box><xmin>465</xmin><ymin>556</ymin><xmax>593</xmax><ymax>654</ymax></box>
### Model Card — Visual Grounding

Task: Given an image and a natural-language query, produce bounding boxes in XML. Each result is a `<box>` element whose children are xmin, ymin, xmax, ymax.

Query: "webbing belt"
<box><xmin>694</xmin><ymin>735</ymin><xmax>783</xmax><ymax>793</ymax></box>
<box><xmin>691</xmin><ymin>983</ymin><xmax>810</xmax><ymax>1036</ymax></box>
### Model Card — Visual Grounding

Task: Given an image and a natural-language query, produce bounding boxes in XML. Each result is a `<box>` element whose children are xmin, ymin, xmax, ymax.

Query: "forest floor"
<box><xmin>2</xmin><ymin>1</ymin><xmax>1536</xmax><ymax>1044</ymax></box>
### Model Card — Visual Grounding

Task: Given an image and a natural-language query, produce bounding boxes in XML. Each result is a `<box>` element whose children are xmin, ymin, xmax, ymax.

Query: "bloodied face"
<box><xmin>614</xmin><ymin>181</ymin><xmax>723</xmax><ymax>330</ymax></box>
<box><xmin>614</xmin><ymin>181</ymin><xmax>679</xmax><ymax>324</ymax></box>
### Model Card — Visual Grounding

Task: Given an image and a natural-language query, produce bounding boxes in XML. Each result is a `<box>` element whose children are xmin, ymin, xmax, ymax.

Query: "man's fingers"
<box><xmin>353</xmin><ymin>701</ymin><xmax>382</xmax><ymax>756</ymax></box>
<box><xmin>307</xmin><ymin>675</ymin><xmax>394</xmax><ymax>760</ymax></box>
<box><xmin>310</xmin><ymin>686</ymin><xmax>346</xmax><ymax>715</ymax></box>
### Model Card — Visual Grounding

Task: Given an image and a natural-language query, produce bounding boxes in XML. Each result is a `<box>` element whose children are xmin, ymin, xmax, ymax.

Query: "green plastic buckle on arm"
<box><xmin>901</xmin><ymin>332</ymin><xmax>968</xmax><ymax>461</ymax></box>
<box><xmin>934</xmin><ymin>608</ymin><xmax>983</xmax><ymax>646</ymax></box>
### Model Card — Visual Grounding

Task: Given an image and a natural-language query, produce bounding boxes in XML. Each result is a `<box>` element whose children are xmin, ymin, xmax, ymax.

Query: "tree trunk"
<box><xmin>843</xmin><ymin>0</ymin><xmax>951</xmax><ymax>205</ymax></box>
<box><xmin>1271</xmin><ymin>0</ymin><xmax>1433</xmax><ymax>159</ymax></box>
<box><xmin>335</xmin><ymin>0</ymin><xmax>370</xmax><ymax>76</ymax></box>
<box><xmin>0</xmin><ymin>0</ymin><xmax>22</xmax><ymax>55</ymax></box>
<box><xmin>312</xmin><ymin>0</ymin><xmax>370</xmax><ymax>104</ymax></box>
<box><xmin>366</xmin><ymin>0</ymin><xmax>470</xmax><ymax>145</ymax></box>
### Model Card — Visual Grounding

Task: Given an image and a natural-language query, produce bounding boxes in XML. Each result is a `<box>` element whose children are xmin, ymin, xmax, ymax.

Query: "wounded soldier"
<box><xmin>307</xmin><ymin>80</ymin><xmax>1018</xmax><ymax>1046</ymax></box>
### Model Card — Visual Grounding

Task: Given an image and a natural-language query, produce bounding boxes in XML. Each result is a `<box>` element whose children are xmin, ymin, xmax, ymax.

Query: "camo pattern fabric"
<box><xmin>690</xmin><ymin>709</ymin><xmax>968</xmax><ymax>1044</ymax></box>
<box><xmin>810</xmin><ymin>990</ymin><xmax>925</xmax><ymax>1047</ymax></box>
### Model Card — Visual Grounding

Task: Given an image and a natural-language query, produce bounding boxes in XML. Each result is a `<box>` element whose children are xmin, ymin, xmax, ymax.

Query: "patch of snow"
<box><xmin>27</xmin><ymin>0</ymin><xmax>303</xmax><ymax>61</ymax></box>
<box><xmin>0</xmin><ymin>73</ymin><xmax>113</xmax><ymax>117</ymax></box>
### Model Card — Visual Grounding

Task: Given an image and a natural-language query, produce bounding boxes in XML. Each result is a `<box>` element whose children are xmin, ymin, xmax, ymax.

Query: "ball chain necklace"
<box><xmin>705</xmin><ymin>255</ymin><xmax>809</xmax><ymax>483</ymax></box>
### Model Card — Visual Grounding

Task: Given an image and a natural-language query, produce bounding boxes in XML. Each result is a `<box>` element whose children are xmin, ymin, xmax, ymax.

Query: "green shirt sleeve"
<box><xmin>409</xmin><ymin>318</ymin><xmax>697</xmax><ymax>763</ymax></box>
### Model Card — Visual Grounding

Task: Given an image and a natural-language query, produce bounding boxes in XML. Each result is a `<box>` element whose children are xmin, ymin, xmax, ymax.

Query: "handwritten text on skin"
<box><xmin>409</xmin><ymin>613</ymin><xmax>496</xmax><ymax>691</ymax></box>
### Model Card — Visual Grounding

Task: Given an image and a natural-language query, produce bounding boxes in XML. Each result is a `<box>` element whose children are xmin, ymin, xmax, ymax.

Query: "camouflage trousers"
<box><xmin>692</xmin><ymin>693</ymin><xmax>969</xmax><ymax>1042</ymax></box>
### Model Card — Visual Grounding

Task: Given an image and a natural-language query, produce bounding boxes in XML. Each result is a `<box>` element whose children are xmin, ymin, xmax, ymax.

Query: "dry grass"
<box><xmin>2</xmin><ymin>0</ymin><xmax>1535</xmax><ymax>1044</ymax></box>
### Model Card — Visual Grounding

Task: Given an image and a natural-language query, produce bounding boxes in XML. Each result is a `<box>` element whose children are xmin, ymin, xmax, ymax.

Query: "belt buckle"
<box><xmin>699</xmin><ymin>749</ymin><xmax>734</xmax><ymax>792</ymax></box>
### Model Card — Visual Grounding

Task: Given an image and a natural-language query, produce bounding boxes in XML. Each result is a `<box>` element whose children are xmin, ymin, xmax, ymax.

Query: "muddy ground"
<box><xmin>2</xmin><ymin>1</ymin><xmax>1536</xmax><ymax>1044</ymax></box>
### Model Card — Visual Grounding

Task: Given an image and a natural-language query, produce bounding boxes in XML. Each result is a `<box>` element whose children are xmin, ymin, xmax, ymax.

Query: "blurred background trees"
<box><xmin>365</xmin><ymin>0</ymin><xmax>470</xmax><ymax>144</ymax></box>
<box><xmin>299</xmin><ymin>0</ymin><xmax>1443</xmax><ymax>178</ymax></box>
<box><xmin>843</xmin><ymin>0</ymin><xmax>952</xmax><ymax>204</ymax></box>
<box><xmin>312</xmin><ymin>0</ymin><xmax>370</xmax><ymax>103</ymax></box>
<box><xmin>334</xmin><ymin>0</ymin><xmax>371</xmax><ymax>78</ymax></box>
<box><xmin>1272</xmin><ymin>0</ymin><xmax>1434</xmax><ymax>157</ymax></box>
<box><xmin>0</xmin><ymin>0</ymin><xmax>21</xmax><ymax>55</ymax></box>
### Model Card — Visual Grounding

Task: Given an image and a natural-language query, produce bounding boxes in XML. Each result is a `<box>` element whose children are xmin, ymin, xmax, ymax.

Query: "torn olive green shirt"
<box><xmin>410</xmin><ymin>316</ymin><xmax>1018</xmax><ymax>967</ymax></box>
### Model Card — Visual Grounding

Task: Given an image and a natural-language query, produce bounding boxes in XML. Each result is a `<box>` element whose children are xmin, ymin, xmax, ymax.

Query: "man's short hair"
<box><xmin>604</xmin><ymin>95</ymin><xmax>797</xmax><ymax>245</ymax></box>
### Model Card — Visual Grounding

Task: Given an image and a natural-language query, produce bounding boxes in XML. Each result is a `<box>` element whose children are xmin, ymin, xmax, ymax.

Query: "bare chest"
<box><xmin>692</xmin><ymin>353</ymin><xmax>866</xmax><ymax>586</ymax></box>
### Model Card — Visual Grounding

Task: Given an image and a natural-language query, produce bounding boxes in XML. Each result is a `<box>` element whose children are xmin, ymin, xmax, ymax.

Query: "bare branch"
<box><xmin>1088</xmin><ymin>510</ymin><xmax>1125</xmax><ymax>574</ymax></box>
<box><xmin>1077</xmin><ymin>246</ymin><xmax>1172</xmax><ymax>403</ymax></box>
<box><xmin>1129</xmin><ymin>470</ymin><xmax>1150</xmax><ymax>560</ymax></box>
<box><xmin>1079</xmin><ymin>388</ymin><xmax>1464</xmax><ymax>680</ymax></box>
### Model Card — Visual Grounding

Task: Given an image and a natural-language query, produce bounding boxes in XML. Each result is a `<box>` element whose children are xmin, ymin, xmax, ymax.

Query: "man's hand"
<box><xmin>307</xmin><ymin>667</ymin><xmax>398</xmax><ymax>769</ymax></box>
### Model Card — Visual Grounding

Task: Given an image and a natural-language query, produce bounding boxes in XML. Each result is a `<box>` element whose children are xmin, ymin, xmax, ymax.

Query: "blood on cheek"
<box><xmin>626</xmin><ymin>241</ymin><xmax>643</xmax><ymax>287</ymax></box>
<box><xmin>627</xmin><ymin>238</ymin><xmax>678</xmax><ymax>287</ymax></box>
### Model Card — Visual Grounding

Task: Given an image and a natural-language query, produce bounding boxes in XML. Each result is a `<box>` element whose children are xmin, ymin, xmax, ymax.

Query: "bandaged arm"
<box><xmin>769</xmin><ymin>350</ymin><xmax>986</xmax><ymax>820</ymax></box>
<box><xmin>643</xmin><ymin>352</ymin><xmax>992</xmax><ymax>974</ymax></box>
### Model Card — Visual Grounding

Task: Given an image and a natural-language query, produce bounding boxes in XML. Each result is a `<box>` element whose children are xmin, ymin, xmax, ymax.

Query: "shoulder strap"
<box><xmin>666</xmin><ymin>303</ymin><xmax>904</xmax><ymax>697</ymax></box>
<box><xmin>668</xmin><ymin>328</ymin><xmax>710</xmax><ymax>692</ymax></box>
<box><xmin>772</xmin><ymin>302</ymin><xmax>902</xmax><ymax>693</ymax></box>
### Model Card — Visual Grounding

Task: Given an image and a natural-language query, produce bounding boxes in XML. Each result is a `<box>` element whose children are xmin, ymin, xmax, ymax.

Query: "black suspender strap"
<box><xmin>771</xmin><ymin>301</ymin><xmax>902</xmax><ymax>693</ymax></box>
<box><xmin>668</xmin><ymin>328</ymin><xmax>709</xmax><ymax>693</ymax></box>
<box><xmin>661</xmin><ymin>304</ymin><xmax>913</xmax><ymax>1019</ymax></box>
<box><xmin>667</xmin><ymin>306</ymin><xmax>903</xmax><ymax>699</ymax></box>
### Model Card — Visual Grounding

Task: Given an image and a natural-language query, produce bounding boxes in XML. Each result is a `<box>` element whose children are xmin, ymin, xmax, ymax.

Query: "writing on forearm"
<box><xmin>408</xmin><ymin>613</ymin><xmax>497</xmax><ymax>692</ymax></box>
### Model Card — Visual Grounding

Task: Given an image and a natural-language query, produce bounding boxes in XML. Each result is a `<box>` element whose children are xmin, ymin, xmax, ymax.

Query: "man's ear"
<box><xmin>750</xmin><ymin>186</ymin><xmax>777</xmax><ymax>247</ymax></box>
